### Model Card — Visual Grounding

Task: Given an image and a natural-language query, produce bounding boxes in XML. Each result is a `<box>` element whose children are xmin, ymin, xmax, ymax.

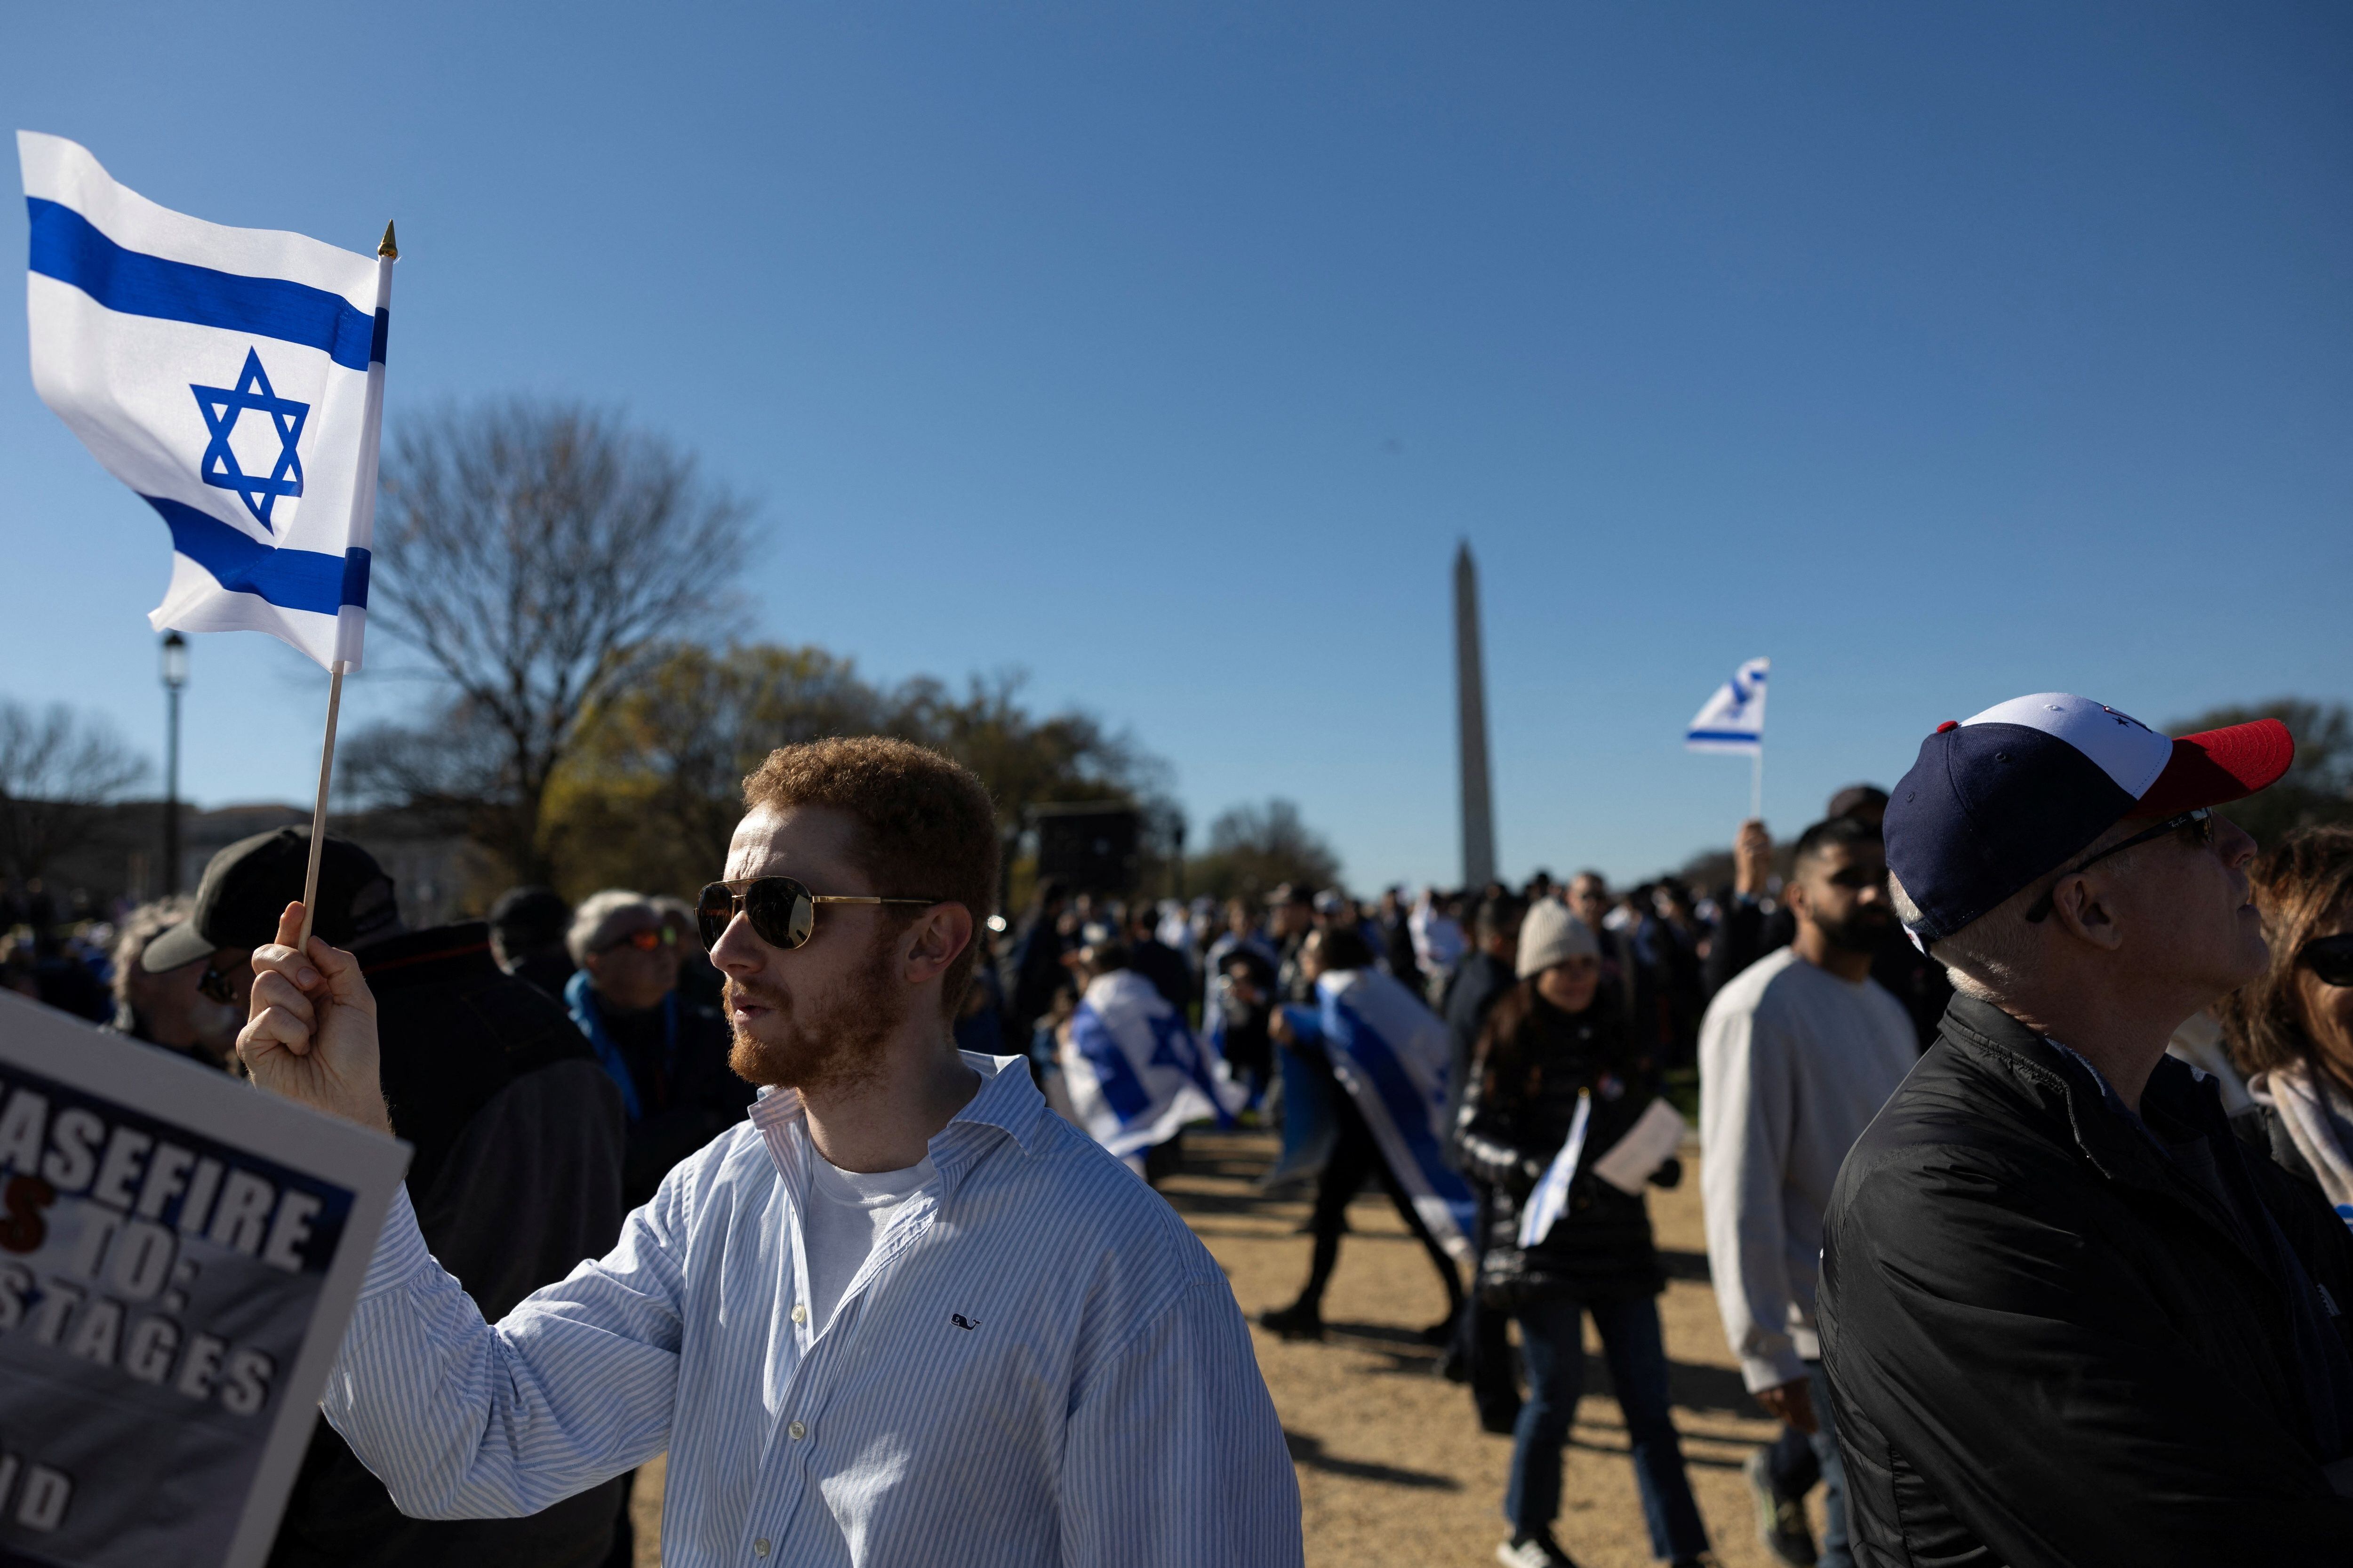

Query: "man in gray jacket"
<box><xmin>1698</xmin><ymin>816</ymin><xmax>1915</xmax><ymax>1568</ymax></box>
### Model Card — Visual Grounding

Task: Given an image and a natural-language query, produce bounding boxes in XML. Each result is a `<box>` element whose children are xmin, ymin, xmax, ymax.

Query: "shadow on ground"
<box><xmin>1286</xmin><ymin>1430</ymin><xmax>1462</xmax><ymax>1490</ymax></box>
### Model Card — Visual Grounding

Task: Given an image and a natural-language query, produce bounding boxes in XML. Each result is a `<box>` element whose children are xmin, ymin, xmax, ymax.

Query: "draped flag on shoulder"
<box><xmin>1062</xmin><ymin>969</ymin><xmax>1243</xmax><ymax>1162</ymax></box>
<box><xmin>20</xmin><ymin>131</ymin><xmax>391</xmax><ymax>671</ymax></box>
<box><xmin>1685</xmin><ymin>656</ymin><xmax>1769</xmax><ymax>754</ymax></box>
<box><xmin>1290</xmin><ymin>966</ymin><xmax>1478</xmax><ymax>1259</ymax></box>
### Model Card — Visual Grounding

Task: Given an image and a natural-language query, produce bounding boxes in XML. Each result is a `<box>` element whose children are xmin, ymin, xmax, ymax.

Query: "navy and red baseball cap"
<box><xmin>1884</xmin><ymin>693</ymin><xmax>2292</xmax><ymax>948</ymax></box>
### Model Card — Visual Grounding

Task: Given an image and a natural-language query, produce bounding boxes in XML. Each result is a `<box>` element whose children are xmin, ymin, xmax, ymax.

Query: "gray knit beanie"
<box><xmin>1516</xmin><ymin>899</ymin><xmax>1600</xmax><ymax>979</ymax></box>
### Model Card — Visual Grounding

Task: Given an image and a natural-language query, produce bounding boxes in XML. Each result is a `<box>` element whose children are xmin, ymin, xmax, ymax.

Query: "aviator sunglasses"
<box><xmin>696</xmin><ymin>877</ymin><xmax>943</xmax><ymax>952</ymax></box>
<box><xmin>2301</xmin><ymin>934</ymin><xmax>2353</xmax><ymax>990</ymax></box>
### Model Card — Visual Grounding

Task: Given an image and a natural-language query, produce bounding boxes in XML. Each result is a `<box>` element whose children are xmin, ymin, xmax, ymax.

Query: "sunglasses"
<box><xmin>602</xmin><ymin>925</ymin><xmax>677</xmax><ymax>956</ymax></box>
<box><xmin>2025</xmin><ymin>808</ymin><xmax>2214</xmax><ymax>924</ymax></box>
<box><xmin>696</xmin><ymin>878</ymin><xmax>942</xmax><ymax>952</ymax></box>
<box><xmin>197</xmin><ymin>956</ymin><xmax>243</xmax><ymax>1005</ymax></box>
<box><xmin>2300</xmin><ymin>934</ymin><xmax>2353</xmax><ymax>990</ymax></box>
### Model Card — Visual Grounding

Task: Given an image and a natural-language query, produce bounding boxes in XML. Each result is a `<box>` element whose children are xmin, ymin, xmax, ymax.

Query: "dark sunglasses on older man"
<box><xmin>2301</xmin><ymin>934</ymin><xmax>2353</xmax><ymax>990</ymax></box>
<box><xmin>2024</xmin><ymin>808</ymin><xmax>2214</xmax><ymax>924</ymax></box>
<box><xmin>197</xmin><ymin>955</ymin><xmax>243</xmax><ymax>1005</ymax></box>
<box><xmin>602</xmin><ymin>926</ymin><xmax>676</xmax><ymax>955</ymax></box>
<box><xmin>696</xmin><ymin>877</ymin><xmax>942</xmax><ymax>952</ymax></box>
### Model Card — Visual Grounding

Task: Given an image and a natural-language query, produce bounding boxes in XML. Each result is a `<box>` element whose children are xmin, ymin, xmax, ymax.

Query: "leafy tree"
<box><xmin>1185</xmin><ymin>798</ymin><xmax>1342</xmax><ymax>906</ymax></box>
<box><xmin>894</xmin><ymin>670</ymin><xmax>1175</xmax><ymax>912</ymax></box>
<box><xmin>358</xmin><ymin>400</ymin><xmax>752</xmax><ymax>882</ymax></box>
<box><xmin>0</xmin><ymin>700</ymin><xmax>149</xmax><ymax>887</ymax></box>
<box><xmin>546</xmin><ymin>643</ymin><xmax>888</xmax><ymax>895</ymax></box>
<box><xmin>2165</xmin><ymin>698</ymin><xmax>2353</xmax><ymax>848</ymax></box>
<box><xmin>528</xmin><ymin>651</ymin><xmax>1169</xmax><ymax>907</ymax></box>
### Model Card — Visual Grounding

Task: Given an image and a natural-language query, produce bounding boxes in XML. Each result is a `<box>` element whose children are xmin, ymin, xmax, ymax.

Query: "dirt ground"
<box><xmin>631</xmin><ymin>1128</ymin><xmax>1820</xmax><ymax>1567</ymax></box>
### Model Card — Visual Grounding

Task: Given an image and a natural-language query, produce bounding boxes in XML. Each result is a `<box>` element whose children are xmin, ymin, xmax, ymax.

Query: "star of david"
<box><xmin>1144</xmin><ymin>1011</ymin><xmax>1201</xmax><ymax>1077</ymax></box>
<box><xmin>190</xmin><ymin>347</ymin><xmax>308</xmax><ymax>532</ymax></box>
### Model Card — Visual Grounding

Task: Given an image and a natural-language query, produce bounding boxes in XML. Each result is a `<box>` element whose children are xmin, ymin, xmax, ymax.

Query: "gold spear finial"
<box><xmin>378</xmin><ymin>221</ymin><xmax>399</xmax><ymax>260</ymax></box>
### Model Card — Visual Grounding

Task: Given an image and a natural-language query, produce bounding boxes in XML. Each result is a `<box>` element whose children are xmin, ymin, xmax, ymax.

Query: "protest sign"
<box><xmin>0</xmin><ymin>991</ymin><xmax>407</xmax><ymax>1568</ymax></box>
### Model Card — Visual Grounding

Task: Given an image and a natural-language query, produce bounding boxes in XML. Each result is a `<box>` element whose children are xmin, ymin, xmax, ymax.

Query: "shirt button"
<box><xmin>790</xmin><ymin>1304</ymin><xmax>807</xmax><ymax>1325</ymax></box>
<box><xmin>753</xmin><ymin>1541</ymin><xmax>771</xmax><ymax>1557</ymax></box>
<box><xmin>788</xmin><ymin>1421</ymin><xmax>807</xmax><ymax>1441</ymax></box>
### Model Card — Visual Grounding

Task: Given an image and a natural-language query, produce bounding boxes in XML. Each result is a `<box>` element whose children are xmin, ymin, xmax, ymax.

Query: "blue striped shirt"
<box><xmin>322</xmin><ymin>1053</ymin><xmax>1302</xmax><ymax>1567</ymax></box>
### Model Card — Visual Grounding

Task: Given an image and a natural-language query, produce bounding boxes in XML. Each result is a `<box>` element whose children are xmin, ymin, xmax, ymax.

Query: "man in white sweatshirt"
<box><xmin>1700</xmin><ymin>816</ymin><xmax>1916</xmax><ymax>1568</ymax></box>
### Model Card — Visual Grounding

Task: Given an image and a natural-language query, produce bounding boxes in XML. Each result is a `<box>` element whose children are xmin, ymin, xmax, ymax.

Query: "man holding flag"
<box><xmin>235</xmin><ymin>736</ymin><xmax>1302</xmax><ymax>1568</ymax></box>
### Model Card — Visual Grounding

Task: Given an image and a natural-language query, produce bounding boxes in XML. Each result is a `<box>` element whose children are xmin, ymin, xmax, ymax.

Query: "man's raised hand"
<box><xmin>238</xmin><ymin>901</ymin><xmax>392</xmax><ymax>1136</ymax></box>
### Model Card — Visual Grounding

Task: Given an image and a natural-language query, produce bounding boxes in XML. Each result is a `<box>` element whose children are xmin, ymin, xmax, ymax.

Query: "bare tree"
<box><xmin>1186</xmin><ymin>798</ymin><xmax>1342</xmax><ymax>905</ymax></box>
<box><xmin>0</xmin><ymin>700</ymin><xmax>150</xmax><ymax>885</ymax></box>
<box><xmin>366</xmin><ymin>400</ymin><xmax>752</xmax><ymax>881</ymax></box>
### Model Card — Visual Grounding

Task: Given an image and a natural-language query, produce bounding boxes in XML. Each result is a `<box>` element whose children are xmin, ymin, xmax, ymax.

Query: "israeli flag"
<box><xmin>1302</xmin><ymin>966</ymin><xmax>1479</xmax><ymax>1259</ymax></box>
<box><xmin>20</xmin><ymin>132</ymin><xmax>390</xmax><ymax>671</ymax></box>
<box><xmin>1062</xmin><ymin>969</ymin><xmax>1242</xmax><ymax>1161</ymax></box>
<box><xmin>1517</xmin><ymin>1089</ymin><xmax>1592</xmax><ymax>1248</ymax></box>
<box><xmin>1686</xmin><ymin>656</ymin><xmax>1769</xmax><ymax>754</ymax></box>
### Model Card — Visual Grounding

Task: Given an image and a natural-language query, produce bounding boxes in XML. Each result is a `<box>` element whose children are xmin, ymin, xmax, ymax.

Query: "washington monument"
<box><xmin>1454</xmin><ymin>541</ymin><xmax>1497</xmax><ymax>888</ymax></box>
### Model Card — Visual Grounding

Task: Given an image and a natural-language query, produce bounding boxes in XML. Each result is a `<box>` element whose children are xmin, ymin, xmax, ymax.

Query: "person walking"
<box><xmin>1824</xmin><ymin>693</ymin><xmax>2353</xmax><ymax>1563</ymax></box>
<box><xmin>2223</xmin><ymin>825</ymin><xmax>2353</xmax><ymax>1217</ymax></box>
<box><xmin>1259</xmin><ymin>925</ymin><xmax>1470</xmax><ymax>1343</ymax></box>
<box><xmin>1698</xmin><ymin>816</ymin><xmax>1916</xmax><ymax>1568</ymax></box>
<box><xmin>236</xmin><ymin>737</ymin><xmax>1300</xmax><ymax>1568</ymax></box>
<box><xmin>1458</xmin><ymin>902</ymin><xmax>1716</xmax><ymax>1568</ymax></box>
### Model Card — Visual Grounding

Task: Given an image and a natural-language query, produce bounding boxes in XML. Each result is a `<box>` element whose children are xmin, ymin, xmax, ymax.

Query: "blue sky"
<box><xmin>4</xmin><ymin>2</ymin><xmax>2348</xmax><ymax>888</ymax></box>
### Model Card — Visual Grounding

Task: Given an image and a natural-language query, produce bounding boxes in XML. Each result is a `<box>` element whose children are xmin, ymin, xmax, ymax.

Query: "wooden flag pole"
<box><xmin>295</xmin><ymin>664</ymin><xmax>348</xmax><ymax>949</ymax></box>
<box><xmin>295</xmin><ymin>219</ymin><xmax>396</xmax><ymax>951</ymax></box>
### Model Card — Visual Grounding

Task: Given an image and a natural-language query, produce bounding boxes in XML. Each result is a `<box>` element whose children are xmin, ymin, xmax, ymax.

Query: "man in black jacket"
<box><xmin>140</xmin><ymin>827</ymin><xmax>632</xmax><ymax>1568</ymax></box>
<box><xmin>1440</xmin><ymin>891</ymin><xmax>1526</xmax><ymax>1429</ymax></box>
<box><xmin>1821</xmin><ymin>693</ymin><xmax>2353</xmax><ymax>1566</ymax></box>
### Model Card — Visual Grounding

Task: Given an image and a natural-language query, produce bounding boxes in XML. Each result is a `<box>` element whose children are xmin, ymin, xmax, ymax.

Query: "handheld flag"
<box><xmin>20</xmin><ymin>131</ymin><xmax>391</xmax><ymax>671</ymax></box>
<box><xmin>1517</xmin><ymin>1089</ymin><xmax>1591</xmax><ymax>1248</ymax></box>
<box><xmin>1686</xmin><ymin>656</ymin><xmax>1769</xmax><ymax>755</ymax></box>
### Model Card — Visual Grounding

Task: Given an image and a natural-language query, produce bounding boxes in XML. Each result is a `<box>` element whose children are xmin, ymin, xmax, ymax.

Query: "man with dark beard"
<box><xmin>233</xmin><ymin>736</ymin><xmax>1300</xmax><ymax>1568</ymax></box>
<box><xmin>1697</xmin><ymin>816</ymin><xmax>1915</xmax><ymax>1568</ymax></box>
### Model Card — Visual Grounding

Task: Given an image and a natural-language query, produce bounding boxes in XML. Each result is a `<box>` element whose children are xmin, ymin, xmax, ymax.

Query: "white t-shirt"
<box><xmin>1698</xmin><ymin>945</ymin><xmax>1917</xmax><ymax>1392</ymax></box>
<box><xmin>805</xmin><ymin>1149</ymin><xmax>936</xmax><ymax>1334</ymax></box>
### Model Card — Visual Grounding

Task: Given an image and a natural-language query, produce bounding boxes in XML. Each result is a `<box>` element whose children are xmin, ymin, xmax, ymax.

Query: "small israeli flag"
<box><xmin>1686</xmin><ymin>656</ymin><xmax>1769</xmax><ymax>754</ymax></box>
<box><xmin>1517</xmin><ymin>1089</ymin><xmax>1592</xmax><ymax>1249</ymax></box>
<box><xmin>20</xmin><ymin>132</ymin><xmax>391</xmax><ymax>671</ymax></box>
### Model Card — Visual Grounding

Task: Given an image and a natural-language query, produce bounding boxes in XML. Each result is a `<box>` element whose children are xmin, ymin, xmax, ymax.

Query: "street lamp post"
<box><xmin>160</xmin><ymin>631</ymin><xmax>187</xmax><ymax>896</ymax></box>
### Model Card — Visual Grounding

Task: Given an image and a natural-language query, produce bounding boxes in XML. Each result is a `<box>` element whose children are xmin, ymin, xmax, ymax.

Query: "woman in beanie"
<box><xmin>1455</xmin><ymin>900</ymin><xmax>1716</xmax><ymax>1568</ymax></box>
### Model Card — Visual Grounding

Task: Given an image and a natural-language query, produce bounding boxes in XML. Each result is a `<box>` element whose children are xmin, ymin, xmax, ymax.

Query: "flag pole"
<box><xmin>1750</xmin><ymin>745</ymin><xmax>1764</xmax><ymax>823</ymax></box>
<box><xmin>295</xmin><ymin>218</ymin><xmax>396</xmax><ymax>950</ymax></box>
<box><xmin>295</xmin><ymin>664</ymin><xmax>347</xmax><ymax>949</ymax></box>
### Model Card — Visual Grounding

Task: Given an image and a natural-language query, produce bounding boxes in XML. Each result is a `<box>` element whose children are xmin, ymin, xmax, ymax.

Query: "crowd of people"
<box><xmin>8</xmin><ymin>690</ymin><xmax>2353</xmax><ymax>1566</ymax></box>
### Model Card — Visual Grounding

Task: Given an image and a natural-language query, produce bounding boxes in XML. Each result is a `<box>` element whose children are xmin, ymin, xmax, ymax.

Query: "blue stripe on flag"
<box><xmin>27</xmin><ymin>198</ymin><xmax>384</xmax><ymax>372</ymax></box>
<box><xmin>1068</xmin><ymin>1007</ymin><xmax>1152</xmax><ymax>1122</ymax></box>
<box><xmin>1686</xmin><ymin>729</ymin><xmax>1762</xmax><ymax>742</ymax></box>
<box><xmin>143</xmin><ymin>496</ymin><xmax>369</xmax><ymax>615</ymax></box>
